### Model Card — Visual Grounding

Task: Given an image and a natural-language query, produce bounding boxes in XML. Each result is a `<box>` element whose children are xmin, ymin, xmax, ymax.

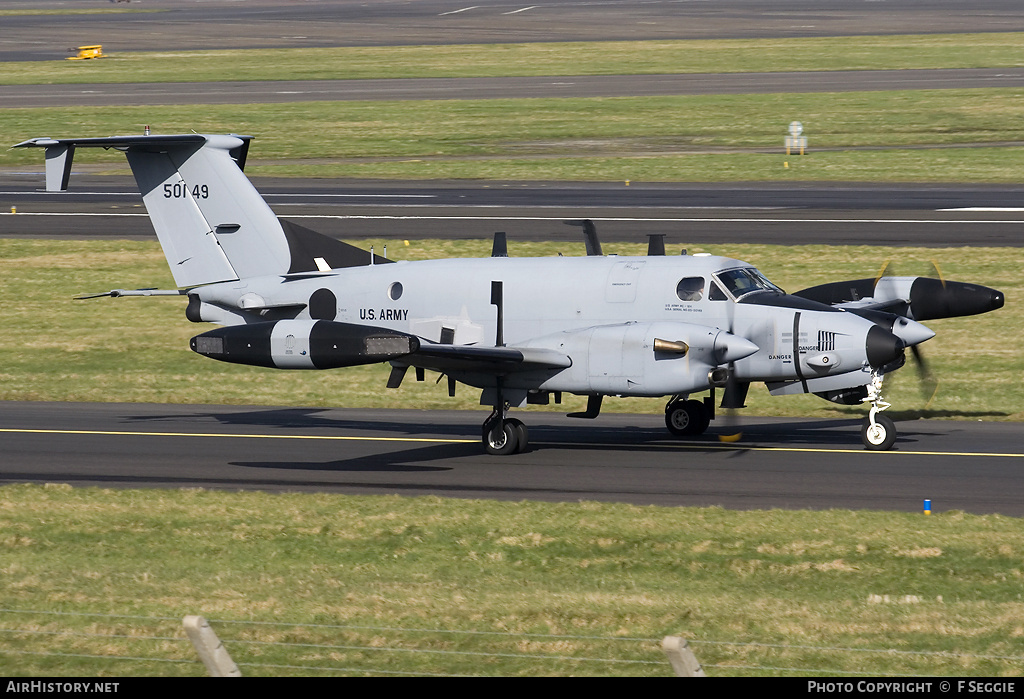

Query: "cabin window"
<box><xmin>676</xmin><ymin>277</ymin><xmax>704</xmax><ymax>301</ymax></box>
<box><xmin>388</xmin><ymin>282</ymin><xmax>403</xmax><ymax>301</ymax></box>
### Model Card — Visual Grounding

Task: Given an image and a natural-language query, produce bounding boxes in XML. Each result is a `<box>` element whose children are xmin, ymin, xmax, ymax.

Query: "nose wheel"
<box><xmin>862</xmin><ymin>413</ymin><xmax>896</xmax><ymax>451</ymax></box>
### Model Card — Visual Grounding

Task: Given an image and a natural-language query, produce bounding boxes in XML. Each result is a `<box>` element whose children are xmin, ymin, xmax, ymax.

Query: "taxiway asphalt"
<box><xmin>8</xmin><ymin>68</ymin><xmax>1024</xmax><ymax>108</ymax></box>
<box><xmin>2</xmin><ymin>402</ymin><xmax>1022</xmax><ymax>516</ymax></box>
<box><xmin>4</xmin><ymin>0</ymin><xmax>1024</xmax><ymax>61</ymax></box>
<box><xmin>3</xmin><ymin>177</ymin><xmax>1023</xmax><ymax>247</ymax></box>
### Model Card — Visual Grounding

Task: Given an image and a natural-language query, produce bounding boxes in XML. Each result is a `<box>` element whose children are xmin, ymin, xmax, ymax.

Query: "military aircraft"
<box><xmin>15</xmin><ymin>133</ymin><xmax>1005</xmax><ymax>454</ymax></box>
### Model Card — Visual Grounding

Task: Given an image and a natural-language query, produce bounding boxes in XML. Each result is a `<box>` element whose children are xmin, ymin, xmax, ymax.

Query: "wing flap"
<box><xmin>408</xmin><ymin>342</ymin><xmax>571</xmax><ymax>374</ymax></box>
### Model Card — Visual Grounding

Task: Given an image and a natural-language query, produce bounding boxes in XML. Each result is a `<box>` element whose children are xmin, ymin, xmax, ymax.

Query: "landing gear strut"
<box><xmin>861</xmin><ymin>369</ymin><xmax>897</xmax><ymax>450</ymax></box>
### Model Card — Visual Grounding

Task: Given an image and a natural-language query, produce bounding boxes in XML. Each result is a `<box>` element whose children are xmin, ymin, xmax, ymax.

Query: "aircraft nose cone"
<box><xmin>891</xmin><ymin>317</ymin><xmax>935</xmax><ymax>347</ymax></box>
<box><xmin>866</xmin><ymin>325</ymin><xmax>905</xmax><ymax>368</ymax></box>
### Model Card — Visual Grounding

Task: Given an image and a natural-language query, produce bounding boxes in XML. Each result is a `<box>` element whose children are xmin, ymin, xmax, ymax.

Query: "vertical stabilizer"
<box><xmin>15</xmin><ymin>134</ymin><xmax>292</xmax><ymax>288</ymax></box>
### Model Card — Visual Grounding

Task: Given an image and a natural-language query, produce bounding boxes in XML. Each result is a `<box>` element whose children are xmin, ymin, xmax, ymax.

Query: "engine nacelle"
<box><xmin>515</xmin><ymin>321</ymin><xmax>759</xmax><ymax>396</ymax></box>
<box><xmin>190</xmin><ymin>319</ymin><xmax>418</xmax><ymax>369</ymax></box>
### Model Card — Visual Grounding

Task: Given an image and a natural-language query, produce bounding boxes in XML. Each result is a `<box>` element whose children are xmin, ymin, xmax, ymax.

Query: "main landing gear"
<box><xmin>482</xmin><ymin>406</ymin><xmax>529</xmax><ymax>456</ymax></box>
<box><xmin>664</xmin><ymin>397</ymin><xmax>711</xmax><ymax>437</ymax></box>
<box><xmin>861</xmin><ymin>369</ymin><xmax>897</xmax><ymax>451</ymax></box>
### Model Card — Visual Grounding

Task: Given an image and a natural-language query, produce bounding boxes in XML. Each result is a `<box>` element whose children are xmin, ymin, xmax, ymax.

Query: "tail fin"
<box><xmin>16</xmin><ymin>133</ymin><xmax>290</xmax><ymax>287</ymax></box>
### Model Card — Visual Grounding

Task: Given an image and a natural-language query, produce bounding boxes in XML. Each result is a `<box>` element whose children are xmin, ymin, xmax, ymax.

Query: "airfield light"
<box><xmin>923</xmin><ymin>499</ymin><xmax>932</xmax><ymax>516</ymax></box>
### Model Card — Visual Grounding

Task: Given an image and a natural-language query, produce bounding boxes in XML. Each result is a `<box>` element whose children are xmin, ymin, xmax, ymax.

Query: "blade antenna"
<box><xmin>563</xmin><ymin>219</ymin><xmax>602</xmax><ymax>256</ymax></box>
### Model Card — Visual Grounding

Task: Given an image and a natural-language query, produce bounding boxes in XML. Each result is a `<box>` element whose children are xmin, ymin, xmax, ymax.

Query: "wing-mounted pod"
<box><xmin>191</xmin><ymin>319</ymin><xmax>419</xmax><ymax>369</ymax></box>
<box><xmin>794</xmin><ymin>276</ymin><xmax>1004</xmax><ymax>321</ymax></box>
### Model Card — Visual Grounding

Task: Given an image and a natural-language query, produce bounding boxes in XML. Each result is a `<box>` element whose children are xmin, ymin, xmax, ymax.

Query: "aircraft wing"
<box><xmin>408</xmin><ymin>341</ymin><xmax>572</xmax><ymax>375</ymax></box>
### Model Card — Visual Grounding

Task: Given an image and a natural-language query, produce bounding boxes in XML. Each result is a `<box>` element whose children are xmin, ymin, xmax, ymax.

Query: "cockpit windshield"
<box><xmin>714</xmin><ymin>267</ymin><xmax>785</xmax><ymax>300</ymax></box>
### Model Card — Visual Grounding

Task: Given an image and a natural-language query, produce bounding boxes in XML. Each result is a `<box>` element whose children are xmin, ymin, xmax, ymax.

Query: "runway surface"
<box><xmin>2</xmin><ymin>401</ymin><xmax>1021</xmax><ymax>516</ymax></box>
<box><xmin>4</xmin><ymin>0</ymin><xmax>1023</xmax><ymax>61</ymax></box>
<box><xmin>9</xmin><ymin>68</ymin><xmax>1024</xmax><ymax>108</ymax></box>
<box><xmin>3</xmin><ymin>176</ymin><xmax>1023</xmax><ymax>247</ymax></box>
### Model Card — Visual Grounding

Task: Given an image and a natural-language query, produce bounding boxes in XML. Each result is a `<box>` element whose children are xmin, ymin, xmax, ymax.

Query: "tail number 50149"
<box><xmin>164</xmin><ymin>183</ymin><xmax>209</xmax><ymax>199</ymax></box>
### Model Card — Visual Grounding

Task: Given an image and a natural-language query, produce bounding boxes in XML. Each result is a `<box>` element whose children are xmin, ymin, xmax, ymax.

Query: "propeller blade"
<box><xmin>718</xmin><ymin>300</ymin><xmax>744</xmax><ymax>443</ymax></box>
<box><xmin>929</xmin><ymin>259</ymin><xmax>946</xmax><ymax>288</ymax></box>
<box><xmin>910</xmin><ymin>344</ymin><xmax>940</xmax><ymax>407</ymax></box>
<box><xmin>873</xmin><ymin>259</ymin><xmax>893</xmax><ymax>289</ymax></box>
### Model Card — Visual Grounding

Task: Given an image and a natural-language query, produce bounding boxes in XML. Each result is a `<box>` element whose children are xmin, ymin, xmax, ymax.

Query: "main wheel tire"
<box><xmin>483</xmin><ymin>420</ymin><xmax>519</xmax><ymax>456</ymax></box>
<box><xmin>507</xmin><ymin>418</ymin><xmax>529</xmax><ymax>454</ymax></box>
<box><xmin>665</xmin><ymin>399</ymin><xmax>710</xmax><ymax>436</ymax></box>
<box><xmin>862</xmin><ymin>414</ymin><xmax>897</xmax><ymax>451</ymax></box>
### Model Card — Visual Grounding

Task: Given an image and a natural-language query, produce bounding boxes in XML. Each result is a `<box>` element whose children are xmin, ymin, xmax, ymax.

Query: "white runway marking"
<box><xmin>5</xmin><ymin>212</ymin><xmax>1024</xmax><ymax>225</ymax></box>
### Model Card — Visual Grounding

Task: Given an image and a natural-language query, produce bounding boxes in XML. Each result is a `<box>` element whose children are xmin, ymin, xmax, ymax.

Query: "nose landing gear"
<box><xmin>862</xmin><ymin>369</ymin><xmax>897</xmax><ymax>450</ymax></box>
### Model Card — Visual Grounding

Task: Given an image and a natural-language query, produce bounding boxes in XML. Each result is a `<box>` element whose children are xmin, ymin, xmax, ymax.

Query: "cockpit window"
<box><xmin>676</xmin><ymin>277</ymin><xmax>704</xmax><ymax>301</ymax></box>
<box><xmin>714</xmin><ymin>267</ymin><xmax>785</xmax><ymax>300</ymax></box>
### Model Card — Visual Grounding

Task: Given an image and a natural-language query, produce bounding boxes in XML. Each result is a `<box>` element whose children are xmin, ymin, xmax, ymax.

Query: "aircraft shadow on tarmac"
<box><xmin>124</xmin><ymin>407</ymin><xmax>952</xmax><ymax>467</ymax></box>
<box><xmin>124</xmin><ymin>406</ymin><xmax>474</xmax><ymax>439</ymax></box>
<box><xmin>230</xmin><ymin>442</ymin><xmax>472</xmax><ymax>473</ymax></box>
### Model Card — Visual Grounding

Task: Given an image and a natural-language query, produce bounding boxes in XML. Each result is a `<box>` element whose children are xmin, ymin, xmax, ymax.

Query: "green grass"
<box><xmin>4</xmin><ymin>33</ymin><xmax>1024</xmax><ymax>85</ymax></box>
<box><xmin>1</xmin><ymin>485</ymin><xmax>1022</xmax><ymax>676</ymax></box>
<box><xmin>0</xmin><ymin>238</ymin><xmax>1017</xmax><ymax>421</ymax></box>
<box><xmin>4</xmin><ymin>89</ymin><xmax>1024</xmax><ymax>182</ymax></box>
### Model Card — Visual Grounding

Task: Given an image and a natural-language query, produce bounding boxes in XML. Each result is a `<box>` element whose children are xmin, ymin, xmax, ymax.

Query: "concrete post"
<box><xmin>183</xmin><ymin>615</ymin><xmax>242</xmax><ymax>677</ymax></box>
<box><xmin>662</xmin><ymin>636</ymin><xmax>706</xmax><ymax>677</ymax></box>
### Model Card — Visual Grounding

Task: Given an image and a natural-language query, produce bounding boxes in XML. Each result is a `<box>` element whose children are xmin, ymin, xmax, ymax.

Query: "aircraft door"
<box><xmin>605</xmin><ymin>261</ymin><xmax>646</xmax><ymax>302</ymax></box>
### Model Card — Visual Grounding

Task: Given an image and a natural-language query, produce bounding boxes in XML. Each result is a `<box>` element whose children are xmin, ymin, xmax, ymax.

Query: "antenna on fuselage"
<box><xmin>563</xmin><ymin>219</ymin><xmax>602</xmax><ymax>256</ymax></box>
<box><xmin>491</xmin><ymin>231</ymin><xmax>508</xmax><ymax>257</ymax></box>
<box><xmin>646</xmin><ymin>234</ymin><xmax>666</xmax><ymax>256</ymax></box>
<box><xmin>490</xmin><ymin>280</ymin><xmax>504</xmax><ymax>347</ymax></box>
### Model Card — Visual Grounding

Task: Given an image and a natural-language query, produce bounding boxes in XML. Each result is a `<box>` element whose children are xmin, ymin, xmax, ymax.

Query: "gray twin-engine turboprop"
<box><xmin>16</xmin><ymin>133</ymin><xmax>1005</xmax><ymax>454</ymax></box>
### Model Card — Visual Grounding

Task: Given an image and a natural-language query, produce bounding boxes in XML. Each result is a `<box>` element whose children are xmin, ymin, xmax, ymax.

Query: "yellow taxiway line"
<box><xmin>2</xmin><ymin>427</ymin><xmax>1022</xmax><ymax>458</ymax></box>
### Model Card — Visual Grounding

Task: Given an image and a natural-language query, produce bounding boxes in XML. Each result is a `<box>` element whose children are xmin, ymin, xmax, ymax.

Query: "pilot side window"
<box><xmin>676</xmin><ymin>277</ymin><xmax>705</xmax><ymax>302</ymax></box>
<box><xmin>709</xmin><ymin>281</ymin><xmax>728</xmax><ymax>301</ymax></box>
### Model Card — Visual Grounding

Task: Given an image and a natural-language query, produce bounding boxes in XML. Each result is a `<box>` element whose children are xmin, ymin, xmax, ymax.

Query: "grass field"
<box><xmin>4</xmin><ymin>89</ymin><xmax>1024</xmax><ymax>182</ymax></box>
<box><xmin>2</xmin><ymin>485</ymin><xmax>1022</xmax><ymax>677</ymax></box>
<box><xmin>4</xmin><ymin>34</ymin><xmax>1024</xmax><ymax>85</ymax></box>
